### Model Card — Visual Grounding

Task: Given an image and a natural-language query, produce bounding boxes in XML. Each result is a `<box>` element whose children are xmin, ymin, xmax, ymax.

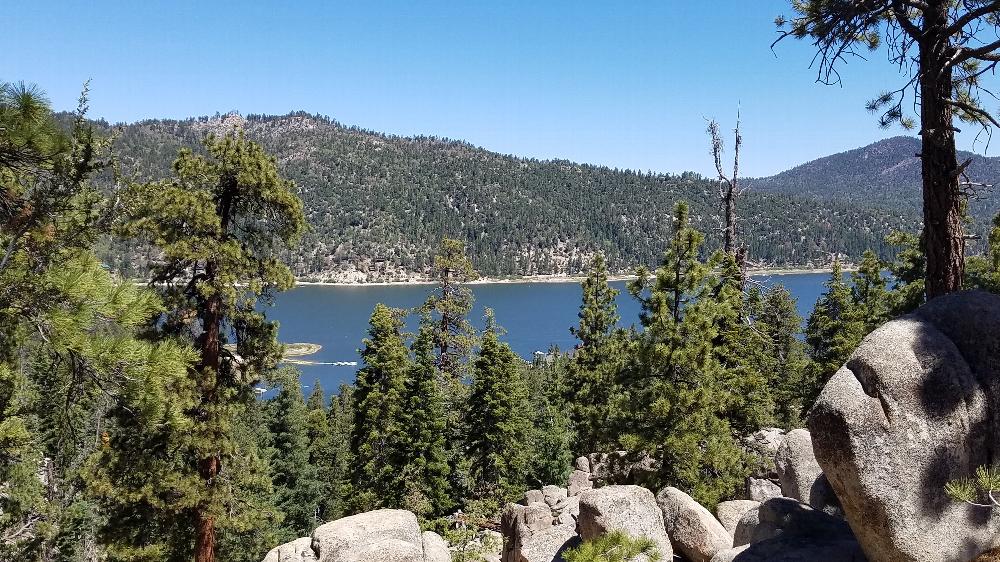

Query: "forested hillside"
<box><xmin>752</xmin><ymin>136</ymin><xmax>1000</xmax><ymax>229</ymax></box>
<box><xmin>91</xmin><ymin>112</ymin><xmax>920</xmax><ymax>282</ymax></box>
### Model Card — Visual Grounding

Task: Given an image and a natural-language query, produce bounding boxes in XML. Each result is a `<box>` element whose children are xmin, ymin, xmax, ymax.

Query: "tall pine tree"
<box><xmin>351</xmin><ymin>304</ymin><xmax>411</xmax><ymax>512</ymax></box>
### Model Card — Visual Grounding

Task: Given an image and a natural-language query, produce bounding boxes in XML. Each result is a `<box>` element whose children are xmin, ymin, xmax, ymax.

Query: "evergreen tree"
<box><xmin>466</xmin><ymin>310</ymin><xmax>531</xmax><ymax>508</ymax></box>
<box><xmin>566</xmin><ymin>254</ymin><xmax>629</xmax><ymax>454</ymax></box>
<box><xmin>804</xmin><ymin>261</ymin><xmax>864</xmax><ymax>408</ymax></box>
<box><xmin>756</xmin><ymin>285</ymin><xmax>809</xmax><ymax>427</ymax></box>
<box><xmin>115</xmin><ymin>131</ymin><xmax>305</xmax><ymax>562</ymax></box>
<box><xmin>524</xmin><ymin>352</ymin><xmax>575</xmax><ymax>488</ymax></box>
<box><xmin>850</xmin><ymin>250</ymin><xmax>890</xmax><ymax>333</ymax></box>
<box><xmin>885</xmin><ymin>230</ymin><xmax>926</xmax><ymax>315</ymax></box>
<box><xmin>351</xmin><ymin>304</ymin><xmax>410</xmax><ymax>511</ymax></box>
<box><xmin>622</xmin><ymin>201</ymin><xmax>751</xmax><ymax>506</ymax></box>
<box><xmin>776</xmin><ymin>0</ymin><xmax>1000</xmax><ymax>298</ymax></box>
<box><xmin>265</xmin><ymin>371</ymin><xmax>324</xmax><ymax>541</ymax></box>
<box><xmin>426</xmin><ymin>238</ymin><xmax>478</xmax><ymax>380</ymax></box>
<box><xmin>323</xmin><ymin>385</ymin><xmax>355</xmax><ymax>521</ymax></box>
<box><xmin>967</xmin><ymin>213</ymin><xmax>1000</xmax><ymax>294</ymax></box>
<box><xmin>401</xmin><ymin>314</ymin><xmax>453</xmax><ymax>518</ymax></box>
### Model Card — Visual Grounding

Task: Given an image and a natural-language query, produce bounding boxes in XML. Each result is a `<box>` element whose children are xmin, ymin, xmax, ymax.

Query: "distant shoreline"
<box><xmin>293</xmin><ymin>267</ymin><xmax>850</xmax><ymax>287</ymax></box>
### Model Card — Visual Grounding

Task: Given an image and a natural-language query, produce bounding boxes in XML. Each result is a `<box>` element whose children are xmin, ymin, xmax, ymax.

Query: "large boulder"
<box><xmin>422</xmin><ymin>531</ymin><xmax>451</xmax><ymax>562</ymax></box>
<box><xmin>715</xmin><ymin>500</ymin><xmax>759</xmax><ymax>535</ymax></box>
<box><xmin>577</xmin><ymin>485</ymin><xmax>673</xmax><ymax>561</ymax></box>
<box><xmin>773</xmin><ymin>429</ymin><xmax>822</xmax><ymax>504</ymax></box>
<box><xmin>263</xmin><ymin>537</ymin><xmax>318</xmax><ymax>562</ymax></box>
<box><xmin>745</xmin><ymin>478</ymin><xmax>781</xmax><ymax>502</ymax></box>
<box><xmin>657</xmin><ymin>487</ymin><xmax>732</xmax><ymax>562</ymax></box>
<box><xmin>723</xmin><ymin>498</ymin><xmax>865</xmax><ymax>561</ymax></box>
<box><xmin>567</xmin><ymin>470</ymin><xmax>593</xmax><ymax>496</ymax></box>
<box><xmin>311</xmin><ymin>509</ymin><xmax>424</xmax><ymax>562</ymax></box>
<box><xmin>810</xmin><ymin>291</ymin><xmax>1000</xmax><ymax>562</ymax></box>
<box><xmin>501</xmin><ymin>503</ymin><xmax>576</xmax><ymax>562</ymax></box>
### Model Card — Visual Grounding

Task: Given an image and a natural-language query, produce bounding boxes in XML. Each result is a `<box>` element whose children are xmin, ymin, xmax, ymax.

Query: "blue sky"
<box><xmin>4</xmin><ymin>1</ymin><xmax>988</xmax><ymax>176</ymax></box>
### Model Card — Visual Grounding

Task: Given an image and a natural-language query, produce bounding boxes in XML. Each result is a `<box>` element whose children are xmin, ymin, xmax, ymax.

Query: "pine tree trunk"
<box><xmin>195</xmin><ymin>263</ymin><xmax>223</xmax><ymax>562</ymax></box>
<box><xmin>920</xmin><ymin>6</ymin><xmax>964</xmax><ymax>299</ymax></box>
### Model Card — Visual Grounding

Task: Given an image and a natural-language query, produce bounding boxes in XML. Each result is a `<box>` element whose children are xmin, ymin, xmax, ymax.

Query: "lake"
<box><xmin>267</xmin><ymin>272</ymin><xmax>834</xmax><ymax>395</ymax></box>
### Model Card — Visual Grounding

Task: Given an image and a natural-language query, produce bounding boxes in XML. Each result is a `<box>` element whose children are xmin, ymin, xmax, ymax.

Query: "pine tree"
<box><xmin>524</xmin><ymin>352</ymin><xmax>575</xmax><ymax>488</ymax></box>
<box><xmin>776</xmin><ymin>1</ymin><xmax>1000</xmax><ymax>298</ymax></box>
<box><xmin>885</xmin><ymin>230</ymin><xmax>926</xmax><ymax>315</ymax></box>
<box><xmin>400</xmin><ymin>313</ymin><xmax>453</xmax><ymax>518</ymax></box>
<box><xmin>756</xmin><ymin>285</ymin><xmax>809</xmax><ymax>428</ymax></box>
<box><xmin>850</xmin><ymin>249</ymin><xmax>890</xmax><ymax>333</ymax></box>
<box><xmin>622</xmin><ymin>201</ymin><xmax>750</xmax><ymax>507</ymax></box>
<box><xmin>266</xmin><ymin>371</ymin><xmax>324</xmax><ymax>540</ymax></box>
<box><xmin>804</xmin><ymin>261</ymin><xmax>864</xmax><ymax>409</ymax></box>
<box><xmin>566</xmin><ymin>253</ymin><xmax>629</xmax><ymax>454</ymax></box>
<box><xmin>967</xmin><ymin>213</ymin><xmax>1000</xmax><ymax>294</ymax></box>
<box><xmin>323</xmin><ymin>385</ymin><xmax>355</xmax><ymax>521</ymax></box>
<box><xmin>116</xmin><ymin>131</ymin><xmax>305</xmax><ymax>562</ymax></box>
<box><xmin>351</xmin><ymin>304</ymin><xmax>411</xmax><ymax>511</ymax></box>
<box><xmin>466</xmin><ymin>310</ymin><xmax>531</xmax><ymax>507</ymax></box>
<box><xmin>426</xmin><ymin>238</ymin><xmax>478</xmax><ymax>380</ymax></box>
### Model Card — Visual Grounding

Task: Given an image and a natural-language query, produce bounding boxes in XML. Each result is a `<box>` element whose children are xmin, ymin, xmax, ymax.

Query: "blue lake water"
<box><xmin>267</xmin><ymin>272</ymin><xmax>833</xmax><ymax>395</ymax></box>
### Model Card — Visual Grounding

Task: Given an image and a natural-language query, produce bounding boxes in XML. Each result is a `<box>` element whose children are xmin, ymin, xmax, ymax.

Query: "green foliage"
<box><xmin>566</xmin><ymin>254</ymin><xmax>630</xmax><ymax>454</ymax></box>
<box><xmin>112</xmin><ymin>130</ymin><xmax>305</xmax><ymax>560</ymax></box>
<box><xmin>350</xmin><ymin>304</ymin><xmax>411</xmax><ymax>511</ymax></box>
<box><xmin>850</xmin><ymin>249</ymin><xmax>889</xmax><ymax>332</ymax></box>
<box><xmin>466</xmin><ymin>310</ymin><xmax>531</xmax><ymax>506</ymax></box>
<box><xmin>322</xmin><ymin>385</ymin><xmax>355</xmax><ymax>521</ymax></box>
<box><xmin>93</xmin><ymin>113</ymin><xmax>920</xmax><ymax>281</ymax></box>
<box><xmin>265</xmin><ymin>370</ymin><xmax>324</xmax><ymax>540</ymax></box>
<box><xmin>755</xmin><ymin>285</ymin><xmax>809</xmax><ymax>427</ymax></box>
<box><xmin>947</xmin><ymin>465</ymin><xmax>1000</xmax><ymax>508</ymax></box>
<box><xmin>562</xmin><ymin>530</ymin><xmax>662</xmax><ymax>562</ymax></box>
<box><xmin>401</xmin><ymin>314</ymin><xmax>453</xmax><ymax>518</ymax></box>
<box><xmin>523</xmin><ymin>352</ymin><xmax>575</xmax><ymax>488</ymax></box>
<box><xmin>621</xmin><ymin>201</ymin><xmax>755</xmax><ymax>506</ymax></box>
<box><xmin>803</xmin><ymin>260</ymin><xmax>865</xmax><ymax>408</ymax></box>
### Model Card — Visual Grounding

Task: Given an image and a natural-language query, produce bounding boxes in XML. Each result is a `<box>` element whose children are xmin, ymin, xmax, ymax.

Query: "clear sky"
<box><xmin>3</xmin><ymin>1</ymin><xmax>991</xmax><ymax>176</ymax></box>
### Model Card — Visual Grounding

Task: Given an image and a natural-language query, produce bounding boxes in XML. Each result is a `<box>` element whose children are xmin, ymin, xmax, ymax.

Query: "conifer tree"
<box><xmin>885</xmin><ymin>230</ymin><xmax>927</xmax><ymax>315</ymax></box>
<box><xmin>850</xmin><ymin>250</ymin><xmax>890</xmax><ymax>333</ymax></box>
<box><xmin>426</xmin><ymin>238</ymin><xmax>478</xmax><ymax>380</ymax></box>
<box><xmin>776</xmin><ymin>0</ymin><xmax>1000</xmax><ymax>298</ymax></box>
<box><xmin>116</xmin><ymin>131</ymin><xmax>305</xmax><ymax>562</ymax></box>
<box><xmin>756</xmin><ymin>285</ymin><xmax>809</xmax><ymax>427</ymax></box>
<box><xmin>623</xmin><ymin>201</ymin><xmax>750</xmax><ymax>506</ymax></box>
<box><xmin>323</xmin><ymin>385</ymin><xmax>355</xmax><ymax>520</ymax></box>
<box><xmin>400</xmin><ymin>313</ymin><xmax>453</xmax><ymax>518</ymax></box>
<box><xmin>351</xmin><ymin>304</ymin><xmax>411</xmax><ymax>511</ymax></box>
<box><xmin>466</xmin><ymin>310</ymin><xmax>531</xmax><ymax>507</ymax></box>
<box><xmin>966</xmin><ymin>213</ymin><xmax>1000</xmax><ymax>293</ymax></box>
<box><xmin>566</xmin><ymin>253</ymin><xmax>629</xmax><ymax>454</ymax></box>
<box><xmin>265</xmin><ymin>371</ymin><xmax>324</xmax><ymax>540</ymax></box>
<box><xmin>804</xmin><ymin>261</ymin><xmax>864</xmax><ymax>408</ymax></box>
<box><xmin>524</xmin><ymin>352</ymin><xmax>575</xmax><ymax>488</ymax></box>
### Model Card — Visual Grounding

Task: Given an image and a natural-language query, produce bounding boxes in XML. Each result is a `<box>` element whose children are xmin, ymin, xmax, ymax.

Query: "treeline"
<box><xmin>85</xmin><ymin>112</ymin><xmax>918</xmax><ymax>281</ymax></box>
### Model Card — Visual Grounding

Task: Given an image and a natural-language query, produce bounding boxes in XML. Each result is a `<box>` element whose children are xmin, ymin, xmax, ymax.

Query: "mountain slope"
<box><xmin>95</xmin><ymin>112</ymin><xmax>921</xmax><ymax>282</ymax></box>
<box><xmin>752</xmin><ymin>136</ymin><xmax>1000</xmax><ymax>224</ymax></box>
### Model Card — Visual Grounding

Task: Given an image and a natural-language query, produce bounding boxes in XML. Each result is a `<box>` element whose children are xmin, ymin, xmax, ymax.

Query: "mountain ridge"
<box><xmin>90</xmin><ymin>112</ymin><xmax>962</xmax><ymax>282</ymax></box>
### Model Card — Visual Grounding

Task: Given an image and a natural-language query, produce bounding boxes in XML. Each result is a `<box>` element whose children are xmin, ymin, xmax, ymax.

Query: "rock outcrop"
<box><xmin>715</xmin><ymin>500</ymin><xmax>759</xmax><ymax>535</ymax></box>
<box><xmin>657</xmin><ymin>486</ymin><xmax>732</xmax><ymax>562</ymax></box>
<box><xmin>719</xmin><ymin>498</ymin><xmax>865</xmax><ymax>562</ymax></box>
<box><xmin>577</xmin><ymin>485</ymin><xmax>673</xmax><ymax>561</ymax></box>
<box><xmin>810</xmin><ymin>291</ymin><xmax>1000</xmax><ymax>562</ymax></box>
<box><xmin>774</xmin><ymin>429</ymin><xmax>823</xmax><ymax>505</ymax></box>
<box><xmin>262</xmin><ymin>509</ymin><xmax>450</xmax><ymax>562</ymax></box>
<box><xmin>263</xmin><ymin>537</ymin><xmax>317</xmax><ymax>562</ymax></box>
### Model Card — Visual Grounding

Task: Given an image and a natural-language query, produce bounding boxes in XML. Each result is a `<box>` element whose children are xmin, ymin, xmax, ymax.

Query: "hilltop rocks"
<box><xmin>577</xmin><ymin>485</ymin><xmax>673</xmax><ymax>561</ymax></box>
<box><xmin>657</xmin><ymin>487</ymin><xmax>732</xmax><ymax>562</ymax></box>
<box><xmin>745</xmin><ymin>478</ymin><xmax>781</xmax><ymax>502</ymax></box>
<box><xmin>810</xmin><ymin>291</ymin><xmax>1000</xmax><ymax>562</ymax></box>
